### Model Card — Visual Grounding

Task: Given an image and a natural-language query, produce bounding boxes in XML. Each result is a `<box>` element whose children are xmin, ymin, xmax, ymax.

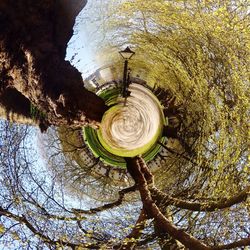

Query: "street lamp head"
<box><xmin>119</xmin><ymin>46</ymin><xmax>135</xmax><ymax>60</ymax></box>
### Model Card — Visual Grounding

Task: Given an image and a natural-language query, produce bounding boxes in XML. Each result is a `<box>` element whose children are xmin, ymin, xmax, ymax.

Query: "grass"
<box><xmin>83</xmin><ymin>85</ymin><xmax>166</xmax><ymax>167</ymax></box>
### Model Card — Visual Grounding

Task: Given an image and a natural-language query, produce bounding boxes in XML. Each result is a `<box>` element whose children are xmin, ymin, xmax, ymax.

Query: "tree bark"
<box><xmin>153</xmin><ymin>209</ymin><xmax>185</xmax><ymax>250</ymax></box>
<box><xmin>0</xmin><ymin>0</ymin><xmax>107</xmax><ymax>130</ymax></box>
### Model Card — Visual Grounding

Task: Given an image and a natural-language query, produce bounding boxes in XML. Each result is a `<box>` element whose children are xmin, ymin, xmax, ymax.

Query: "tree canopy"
<box><xmin>106</xmin><ymin>0</ymin><xmax>249</xmax><ymax>195</ymax></box>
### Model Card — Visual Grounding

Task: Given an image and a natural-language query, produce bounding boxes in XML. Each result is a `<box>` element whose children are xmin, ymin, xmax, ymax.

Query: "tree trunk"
<box><xmin>125</xmin><ymin>157</ymin><xmax>211</xmax><ymax>250</ymax></box>
<box><xmin>0</xmin><ymin>0</ymin><xmax>107</xmax><ymax>131</ymax></box>
<box><xmin>154</xmin><ymin>210</ymin><xmax>185</xmax><ymax>250</ymax></box>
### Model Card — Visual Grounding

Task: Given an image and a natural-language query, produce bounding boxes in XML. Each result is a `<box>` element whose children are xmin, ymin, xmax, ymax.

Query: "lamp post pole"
<box><xmin>119</xmin><ymin>47</ymin><xmax>135</xmax><ymax>103</ymax></box>
<box><xmin>122</xmin><ymin>58</ymin><xmax>129</xmax><ymax>98</ymax></box>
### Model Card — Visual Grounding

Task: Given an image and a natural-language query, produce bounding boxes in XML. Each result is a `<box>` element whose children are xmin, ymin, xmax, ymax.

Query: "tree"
<box><xmin>103</xmin><ymin>0</ymin><xmax>249</xmax><ymax>247</ymax></box>
<box><xmin>0</xmin><ymin>122</ymin><xmax>248</xmax><ymax>249</ymax></box>
<box><xmin>125</xmin><ymin>156</ymin><xmax>249</xmax><ymax>250</ymax></box>
<box><xmin>0</xmin><ymin>0</ymin><xmax>107</xmax><ymax>131</ymax></box>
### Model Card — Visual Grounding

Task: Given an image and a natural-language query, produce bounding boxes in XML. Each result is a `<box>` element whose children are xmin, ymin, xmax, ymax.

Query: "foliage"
<box><xmin>107</xmin><ymin>0</ymin><xmax>249</xmax><ymax>199</ymax></box>
<box><xmin>103</xmin><ymin>0</ymin><xmax>250</xmax><ymax>247</ymax></box>
<box><xmin>30</xmin><ymin>104</ymin><xmax>47</xmax><ymax>120</ymax></box>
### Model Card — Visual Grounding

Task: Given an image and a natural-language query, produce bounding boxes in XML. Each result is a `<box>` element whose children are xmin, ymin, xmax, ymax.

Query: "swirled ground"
<box><xmin>98</xmin><ymin>84</ymin><xmax>164</xmax><ymax>157</ymax></box>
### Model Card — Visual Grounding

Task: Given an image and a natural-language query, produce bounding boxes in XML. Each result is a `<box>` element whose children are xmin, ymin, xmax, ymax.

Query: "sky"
<box><xmin>66</xmin><ymin>0</ymin><xmax>107</xmax><ymax>77</ymax></box>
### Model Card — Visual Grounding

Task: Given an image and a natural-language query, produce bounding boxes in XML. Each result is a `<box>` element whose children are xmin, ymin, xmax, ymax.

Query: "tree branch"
<box><xmin>158</xmin><ymin>141</ymin><xmax>197</xmax><ymax>165</ymax></box>
<box><xmin>0</xmin><ymin>205</ymin><xmax>100</xmax><ymax>249</ymax></box>
<box><xmin>150</xmin><ymin>186</ymin><xmax>250</xmax><ymax>212</ymax></box>
<box><xmin>125</xmin><ymin>157</ymin><xmax>211</xmax><ymax>250</ymax></box>
<box><xmin>115</xmin><ymin>209</ymin><xmax>147</xmax><ymax>249</ymax></box>
<box><xmin>212</xmin><ymin>238</ymin><xmax>250</xmax><ymax>249</ymax></box>
<box><xmin>72</xmin><ymin>185</ymin><xmax>137</xmax><ymax>214</ymax></box>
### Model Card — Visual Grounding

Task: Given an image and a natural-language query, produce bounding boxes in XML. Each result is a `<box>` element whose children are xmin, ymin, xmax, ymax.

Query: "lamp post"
<box><xmin>119</xmin><ymin>47</ymin><xmax>135</xmax><ymax>101</ymax></box>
